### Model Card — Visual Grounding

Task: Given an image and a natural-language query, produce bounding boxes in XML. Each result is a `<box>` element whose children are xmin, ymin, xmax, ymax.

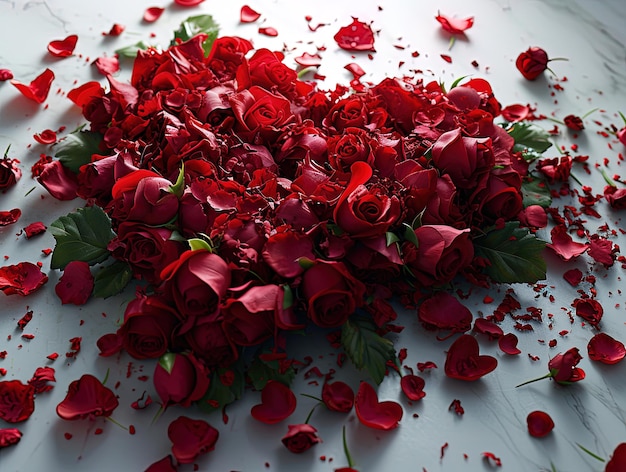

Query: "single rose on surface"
<box><xmin>516</xmin><ymin>347</ymin><xmax>585</xmax><ymax>387</ymax></box>
<box><xmin>153</xmin><ymin>352</ymin><xmax>210</xmax><ymax>409</ymax></box>
<box><xmin>281</xmin><ymin>423</ymin><xmax>322</xmax><ymax>453</ymax></box>
<box><xmin>515</xmin><ymin>46</ymin><xmax>566</xmax><ymax>80</ymax></box>
<box><xmin>56</xmin><ymin>374</ymin><xmax>118</xmax><ymax>420</ymax></box>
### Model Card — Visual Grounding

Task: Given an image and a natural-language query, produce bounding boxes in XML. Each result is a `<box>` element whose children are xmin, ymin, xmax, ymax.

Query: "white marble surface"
<box><xmin>0</xmin><ymin>0</ymin><xmax>626</xmax><ymax>471</ymax></box>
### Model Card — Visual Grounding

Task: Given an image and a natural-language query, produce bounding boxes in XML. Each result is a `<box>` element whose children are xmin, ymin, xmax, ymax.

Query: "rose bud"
<box><xmin>515</xmin><ymin>47</ymin><xmax>566</xmax><ymax>81</ymax></box>
<box><xmin>281</xmin><ymin>424</ymin><xmax>322</xmax><ymax>453</ymax></box>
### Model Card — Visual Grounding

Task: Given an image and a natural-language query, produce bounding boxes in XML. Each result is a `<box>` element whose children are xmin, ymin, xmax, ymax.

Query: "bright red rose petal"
<box><xmin>526</xmin><ymin>410</ymin><xmax>554</xmax><ymax>438</ymax></box>
<box><xmin>23</xmin><ymin>222</ymin><xmax>46</xmax><ymax>239</ymax></box>
<box><xmin>334</xmin><ymin>18</ymin><xmax>376</xmax><ymax>52</ymax></box>
<box><xmin>0</xmin><ymin>381</ymin><xmax>35</xmax><ymax>423</ymax></box>
<box><xmin>295</xmin><ymin>52</ymin><xmax>322</xmax><ymax>68</ymax></box>
<box><xmin>0</xmin><ymin>428</ymin><xmax>22</xmax><ymax>448</ymax></box>
<box><xmin>436</xmin><ymin>12</ymin><xmax>474</xmax><ymax>34</ymax></box>
<box><xmin>501</xmin><ymin>104</ymin><xmax>530</xmax><ymax>122</ymax></box>
<box><xmin>33</xmin><ymin>129</ymin><xmax>57</xmax><ymax>145</ymax></box>
<box><xmin>174</xmin><ymin>0</ymin><xmax>204</xmax><ymax>6</ymax></box>
<box><xmin>0</xmin><ymin>69</ymin><xmax>14</xmax><ymax>81</ymax></box>
<box><xmin>400</xmin><ymin>375</ymin><xmax>426</xmax><ymax>401</ymax></box>
<box><xmin>56</xmin><ymin>374</ymin><xmax>119</xmax><ymax>420</ymax></box>
<box><xmin>258</xmin><ymin>27</ymin><xmax>278</xmax><ymax>37</ymax></box>
<box><xmin>47</xmin><ymin>35</ymin><xmax>78</xmax><ymax>58</ymax></box>
<box><xmin>93</xmin><ymin>56</ymin><xmax>120</xmax><ymax>76</ymax></box>
<box><xmin>606</xmin><ymin>443</ymin><xmax>626</xmax><ymax>472</ymax></box>
<box><xmin>498</xmin><ymin>333</ymin><xmax>522</xmax><ymax>355</ymax></box>
<box><xmin>587</xmin><ymin>333</ymin><xmax>626</xmax><ymax>365</ymax></box>
<box><xmin>444</xmin><ymin>334</ymin><xmax>497</xmax><ymax>381</ymax></box>
<box><xmin>563</xmin><ymin>268</ymin><xmax>583</xmax><ymax>286</ymax></box>
<box><xmin>546</xmin><ymin>225</ymin><xmax>588</xmax><ymax>261</ymax></box>
<box><xmin>344</xmin><ymin>62</ymin><xmax>365</xmax><ymax>79</ymax></box>
<box><xmin>67</xmin><ymin>81</ymin><xmax>104</xmax><ymax>108</ymax></box>
<box><xmin>240</xmin><ymin>5</ymin><xmax>261</xmax><ymax>23</ymax></box>
<box><xmin>105</xmin><ymin>24</ymin><xmax>125</xmax><ymax>36</ymax></box>
<box><xmin>55</xmin><ymin>260</ymin><xmax>94</xmax><ymax>305</ymax></box>
<box><xmin>573</xmin><ymin>298</ymin><xmax>603</xmax><ymax>327</ymax></box>
<box><xmin>321</xmin><ymin>381</ymin><xmax>354</xmax><ymax>413</ymax></box>
<box><xmin>10</xmin><ymin>68</ymin><xmax>55</xmax><ymax>103</ymax></box>
<box><xmin>28</xmin><ymin>366</ymin><xmax>56</xmax><ymax>394</ymax></box>
<box><xmin>354</xmin><ymin>381</ymin><xmax>403</xmax><ymax>430</ymax></box>
<box><xmin>168</xmin><ymin>416</ymin><xmax>219</xmax><ymax>464</ymax></box>
<box><xmin>418</xmin><ymin>291</ymin><xmax>472</xmax><ymax>337</ymax></box>
<box><xmin>0</xmin><ymin>209</ymin><xmax>22</xmax><ymax>226</ymax></box>
<box><xmin>143</xmin><ymin>7</ymin><xmax>165</xmax><ymax>23</ymax></box>
<box><xmin>251</xmin><ymin>380</ymin><xmax>296</xmax><ymax>424</ymax></box>
<box><xmin>0</xmin><ymin>261</ymin><xmax>48</xmax><ymax>296</ymax></box>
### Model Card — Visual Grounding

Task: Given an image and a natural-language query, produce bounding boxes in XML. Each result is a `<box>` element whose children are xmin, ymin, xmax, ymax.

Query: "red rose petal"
<box><xmin>563</xmin><ymin>268</ymin><xmax>583</xmax><ymax>286</ymax></box>
<box><xmin>174</xmin><ymin>0</ymin><xmax>204</xmax><ymax>6</ymax></box>
<box><xmin>473</xmin><ymin>318</ymin><xmax>504</xmax><ymax>340</ymax></box>
<box><xmin>334</xmin><ymin>18</ymin><xmax>376</xmax><ymax>52</ymax></box>
<box><xmin>344</xmin><ymin>62</ymin><xmax>365</xmax><ymax>79</ymax></box>
<box><xmin>501</xmin><ymin>104</ymin><xmax>530</xmax><ymax>122</ymax></box>
<box><xmin>55</xmin><ymin>260</ymin><xmax>94</xmax><ymax>305</ymax></box>
<box><xmin>10</xmin><ymin>68</ymin><xmax>55</xmax><ymax>103</ymax></box>
<box><xmin>93</xmin><ymin>56</ymin><xmax>120</xmax><ymax>76</ymax></box>
<box><xmin>145</xmin><ymin>455</ymin><xmax>177</xmax><ymax>472</ymax></box>
<box><xmin>250</xmin><ymin>380</ymin><xmax>296</xmax><ymax>424</ymax></box>
<box><xmin>295</xmin><ymin>52</ymin><xmax>322</xmax><ymax>68</ymax></box>
<box><xmin>56</xmin><ymin>374</ymin><xmax>119</xmax><ymax>420</ymax></box>
<box><xmin>0</xmin><ymin>428</ymin><xmax>22</xmax><ymax>448</ymax></box>
<box><xmin>435</xmin><ymin>12</ymin><xmax>474</xmax><ymax>34</ymax></box>
<box><xmin>240</xmin><ymin>5</ymin><xmax>261</xmax><ymax>23</ymax></box>
<box><xmin>258</xmin><ymin>27</ymin><xmax>278</xmax><ymax>37</ymax></box>
<box><xmin>105</xmin><ymin>24</ymin><xmax>125</xmax><ymax>36</ymax></box>
<box><xmin>23</xmin><ymin>222</ymin><xmax>46</xmax><ymax>239</ymax></box>
<box><xmin>440</xmin><ymin>54</ymin><xmax>453</xmax><ymax>63</ymax></box>
<box><xmin>168</xmin><ymin>416</ymin><xmax>219</xmax><ymax>464</ymax></box>
<box><xmin>526</xmin><ymin>410</ymin><xmax>555</xmax><ymax>438</ymax></box>
<box><xmin>0</xmin><ymin>69</ymin><xmax>14</xmax><ymax>81</ymax></box>
<box><xmin>67</xmin><ymin>81</ymin><xmax>104</xmax><ymax>108</ymax></box>
<box><xmin>28</xmin><ymin>366</ymin><xmax>56</xmax><ymax>394</ymax></box>
<box><xmin>0</xmin><ymin>209</ymin><xmax>22</xmax><ymax>226</ymax></box>
<box><xmin>498</xmin><ymin>333</ymin><xmax>522</xmax><ymax>355</ymax></box>
<box><xmin>354</xmin><ymin>381</ymin><xmax>403</xmax><ymax>430</ymax></box>
<box><xmin>0</xmin><ymin>261</ymin><xmax>48</xmax><ymax>296</ymax></box>
<box><xmin>444</xmin><ymin>335</ymin><xmax>497</xmax><ymax>381</ymax></box>
<box><xmin>33</xmin><ymin>129</ymin><xmax>57</xmax><ymax>145</ymax></box>
<box><xmin>606</xmin><ymin>443</ymin><xmax>626</xmax><ymax>472</ymax></box>
<box><xmin>321</xmin><ymin>381</ymin><xmax>354</xmax><ymax>413</ymax></box>
<box><xmin>143</xmin><ymin>7</ymin><xmax>165</xmax><ymax>23</ymax></box>
<box><xmin>400</xmin><ymin>375</ymin><xmax>426</xmax><ymax>401</ymax></box>
<box><xmin>573</xmin><ymin>298</ymin><xmax>603</xmax><ymax>327</ymax></box>
<box><xmin>47</xmin><ymin>35</ymin><xmax>78</xmax><ymax>58</ymax></box>
<box><xmin>0</xmin><ymin>381</ymin><xmax>35</xmax><ymax>423</ymax></box>
<box><xmin>546</xmin><ymin>225</ymin><xmax>588</xmax><ymax>261</ymax></box>
<box><xmin>587</xmin><ymin>333</ymin><xmax>626</xmax><ymax>365</ymax></box>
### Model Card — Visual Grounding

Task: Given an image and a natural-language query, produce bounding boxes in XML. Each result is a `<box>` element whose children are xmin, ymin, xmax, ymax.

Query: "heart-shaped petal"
<box><xmin>47</xmin><ymin>35</ymin><xmax>78</xmax><ymax>58</ymax></box>
<box><xmin>250</xmin><ymin>380</ymin><xmax>296</xmax><ymax>424</ymax></box>
<box><xmin>444</xmin><ymin>334</ymin><xmax>497</xmax><ymax>381</ymax></box>
<box><xmin>354</xmin><ymin>382</ymin><xmax>403</xmax><ymax>430</ymax></box>
<box><xmin>400</xmin><ymin>375</ymin><xmax>426</xmax><ymax>401</ymax></box>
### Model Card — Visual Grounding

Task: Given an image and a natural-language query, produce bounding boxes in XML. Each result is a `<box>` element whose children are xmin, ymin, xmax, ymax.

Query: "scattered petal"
<box><xmin>168</xmin><ymin>416</ymin><xmax>219</xmax><ymax>464</ymax></box>
<box><xmin>587</xmin><ymin>333</ymin><xmax>625</xmax><ymax>365</ymax></box>
<box><xmin>10</xmin><ymin>68</ymin><xmax>55</xmax><ymax>103</ymax></box>
<box><xmin>0</xmin><ymin>428</ymin><xmax>22</xmax><ymax>448</ymax></box>
<box><xmin>334</xmin><ymin>18</ymin><xmax>376</xmax><ymax>52</ymax></box>
<box><xmin>354</xmin><ymin>381</ymin><xmax>403</xmax><ymax>430</ymax></box>
<box><xmin>526</xmin><ymin>410</ymin><xmax>554</xmax><ymax>437</ymax></box>
<box><xmin>0</xmin><ymin>381</ymin><xmax>35</xmax><ymax>423</ymax></box>
<box><xmin>143</xmin><ymin>7</ymin><xmax>165</xmax><ymax>23</ymax></box>
<box><xmin>321</xmin><ymin>381</ymin><xmax>354</xmax><ymax>413</ymax></box>
<box><xmin>240</xmin><ymin>5</ymin><xmax>261</xmax><ymax>23</ymax></box>
<box><xmin>0</xmin><ymin>261</ymin><xmax>48</xmax><ymax>296</ymax></box>
<box><xmin>56</xmin><ymin>374</ymin><xmax>119</xmax><ymax>420</ymax></box>
<box><xmin>0</xmin><ymin>209</ymin><xmax>22</xmax><ymax>226</ymax></box>
<box><xmin>250</xmin><ymin>380</ymin><xmax>296</xmax><ymax>424</ymax></box>
<box><xmin>258</xmin><ymin>27</ymin><xmax>278</xmax><ymax>37</ymax></box>
<box><xmin>55</xmin><ymin>260</ymin><xmax>94</xmax><ymax>305</ymax></box>
<box><xmin>498</xmin><ymin>333</ymin><xmax>521</xmax><ymax>355</ymax></box>
<box><xmin>47</xmin><ymin>35</ymin><xmax>78</xmax><ymax>58</ymax></box>
<box><xmin>400</xmin><ymin>375</ymin><xmax>426</xmax><ymax>401</ymax></box>
<box><xmin>33</xmin><ymin>129</ymin><xmax>57</xmax><ymax>145</ymax></box>
<box><xmin>435</xmin><ymin>12</ymin><xmax>474</xmax><ymax>34</ymax></box>
<box><xmin>444</xmin><ymin>335</ymin><xmax>497</xmax><ymax>381</ymax></box>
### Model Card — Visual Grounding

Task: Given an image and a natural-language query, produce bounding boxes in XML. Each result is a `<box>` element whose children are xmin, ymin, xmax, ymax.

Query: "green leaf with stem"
<box><xmin>92</xmin><ymin>260</ymin><xmax>133</xmax><ymax>298</ymax></box>
<box><xmin>55</xmin><ymin>129</ymin><xmax>103</xmax><ymax>174</ymax></box>
<box><xmin>507</xmin><ymin>122</ymin><xmax>553</xmax><ymax>155</ymax></box>
<box><xmin>342</xmin><ymin>426</ymin><xmax>356</xmax><ymax>468</ymax></box>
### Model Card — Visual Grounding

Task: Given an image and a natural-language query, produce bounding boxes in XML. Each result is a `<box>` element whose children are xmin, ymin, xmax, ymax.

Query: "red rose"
<box><xmin>431</xmin><ymin>128</ymin><xmax>494</xmax><ymax>189</ymax></box>
<box><xmin>206</xmin><ymin>36</ymin><xmax>254</xmax><ymax>80</ymax></box>
<box><xmin>183</xmin><ymin>317</ymin><xmax>238</xmax><ymax>367</ymax></box>
<box><xmin>301</xmin><ymin>260</ymin><xmax>366</xmax><ymax>328</ymax></box>
<box><xmin>618</xmin><ymin>126</ymin><xmax>626</xmax><ymax>146</ymax></box>
<box><xmin>0</xmin><ymin>381</ymin><xmax>35</xmax><ymax>423</ymax></box>
<box><xmin>117</xmin><ymin>294</ymin><xmax>180</xmax><ymax>359</ymax></box>
<box><xmin>109</xmin><ymin>223</ymin><xmax>185</xmax><ymax>284</ymax></box>
<box><xmin>153</xmin><ymin>352</ymin><xmax>210</xmax><ymax>408</ymax></box>
<box><xmin>0</xmin><ymin>156</ymin><xmax>21</xmax><ymax>190</ymax></box>
<box><xmin>327</xmin><ymin>128</ymin><xmax>375</xmax><ymax>173</ymax></box>
<box><xmin>323</xmin><ymin>96</ymin><xmax>369</xmax><ymax>134</ymax></box>
<box><xmin>403</xmin><ymin>225</ymin><xmax>474</xmax><ymax>287</ymax></box>
<box><xmin>281</xmin><ymin>424</ymin><xmax>322</xmax><ymax>453</ymax></box>
<box><xmin>421</xmin><ymin>175</ymin><xmax>461</xmax><ymax>225</ymax></box>
<box><xmin>110</xmin><ymin>170</ymin><xmax>179</xmax><ymax>226</ymax></box>
<box><xmin>168</xmin><ymin>416</ymin><xmax>219</xmax><ymax>464</ymax></box>
<box><xmin>515</xmin><ymin>47</ymin><xmax>549</xmax><ymax>80</ymax></box>
<box><xmin>239</xmin><ymin>48</ymin><xmax>297</xmax><ymax>99</ymax></box>
<box><xmin>230</xmin><ymin>85</ymin><xmax>295</xmax><ymax>140</ymax></box>
<box><xmin>604</xmin><ymin>186</ymin><xmax>626</xmax><ymax>209</ymax></box>
<box><xmin>160</xmin><ymin>250</ymin><xmax>231</xmax><ymax>320</ymax></box>
<box><xmin>56</xmin><ymin>374</ymin><xmax>118</xmax><ymax>420</ymax></box>
<box><xmin>526</xmin><ymin>410</ymin><xmax>554</xmax><ymax>438</ymax></box>
<box><xmin>477</xmin><ymin>174</ymin><xmax>524</xmax><ymax>223</ymax></box>
<box><xmin>333</xmin><ymin>162</ymin><xmax>401</xmax><ymax>238</ymax></box>
<box><xmin>76</xmin><ymin>152</ymin><xmax>138</xmax><ymax>206</ymax></box>
<box><xmin>606</xmin><ymin>443</ymin><xmax>626</xmax><ymax>472</ymax></box>
<box><xmin>548</xmin><ymin>347</ymin><xmax>585</xmax><ymax>384</ymax></box>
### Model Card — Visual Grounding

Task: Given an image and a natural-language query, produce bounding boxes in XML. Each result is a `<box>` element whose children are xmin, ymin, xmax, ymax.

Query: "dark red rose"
<box><xmin>0</xmin><ymin>381</ymin><xmax>35</xmax><ymax>423</ymax></box>
<box><xmin>153</xmin><ymin>352</ymin><xmax>210</xmax><ymax>408</ymax></box>
<box><xmin>421</xmin><ymin>175</ymin><xmax>461</xmax><ymax>225</ymax></box>
<box><xmin>327</xmin><ymin>128</ymin><xmax>375</xmax><ymax>173</ymax></box>
<box><xmin>606</xmin><ymin>443</ymin><xmax>626</xmax><ymax>472</ymax></box>
<box><xmin>394</xmin><ymin>160</ymin><xmax>438</xmax><ymax>219</ymax></box>
<box><xmin>160</xmin><ymin>250</ymin><xmax>231</xmax><ymax>321</ymax></box>
<box><xmin>281</xmin><ymin>424</ymin><xmax>322</xmax><ymax>453</ymax></box>
<box><xmin>604</xmin><ymin>186</ymin><xmax>626</xmax><ymax>209</ymax></box>
<box><xmin>301</xmin><ymin>260</ymin><xmax>366</xmax><ymax>328</ymax></box>
<box><xmin>117</xmin><ymin>294</ymin><xmax>180</xmax><ymax>359</ymax></box>
<box><xmin>323</xmin><ymin>96</ymin><xmax>369</xmax><ymax>134</ymax></box>
<box><xmin>322</xmin><ymin>381</ymin><xmax>355</xmax><ymax>413</ymax></box>
<box><xmin>168</xmin><ymin>416</ymin><xmax>219</xmax><ymax>464</ymax></box>
<box><xmin>0</xmin><ymin>428</ymin><xmax>22</xmax><ymax>448</ymax></box>
<box><xmin>0</xmin><ymin>156</ymin><xmax>21</xmax><ymax>190</ymax></box>
<box><xmin>230</xmin><ymin>85</ymin><xmax>295</xmax><ymax>140</ymax></box>
<box><xmin>431</xmin><ymin>128</ymin><xmax>494</xmax><ymax>189</ymax></box>
<box><xmin>183</xmin><ymin>317</ymin><xmax>238</xmax><ymax>367</ymax></box>
<box><xmin>548</xmin><ymin>347</ymin><xmax>585</xmax><ymax>384</ymax></box>
<box><xmin>55</xmin><ymin>260</ymin><xmax>94</xmax><ymax>305</ymax></box>
<box><xmin>56</xmin><ymin>374</ymin><xmax>118</xmax><ymax>420</ymax></box>
<box><xmin>444</xmin><ymin>335</ymin><xmax>497</xmax><ymax>381</ymax></box>
<box><xmin>333</xmin><ymin>162</ymin><xmax>401</xmax><ymax>238</ymax></box>
<box><xmin>516</xmin><ymin>47</ymin><xmax>549</xmax><ymax>80</ymax></box>
<box><xmin>238</xmin><ymin>48</ymin><xmax>297</xmax><ymax>99</ymax></box>
<box><xmin>526</xmin><ymin>411</ymin><xmax>554</xmax><ymax>438</ymax></box>
<box><xmin>536</xmin><ymin>156</ymin><xmax>572</xmax><ymax>183</ymax></box>
<box><xmin>222</xmin><ymin>285</ymin><xmax>279</xmax><ymax>347</ymax></box>
<box><xmin>76</xmin><ymin>151</ymin><xmax>138</xmax><ymax>206</ymax></box>
<box><xmin>418</xmin><ymin>291</ymin><xmax>472</xmax><ymax>336</ymax></box>
<box><xmin>403</xmin><ymin>225</ymin><xmax>474</xmax><ymax>287</ymax></box>
<box><xmin>110</xmin><ymin>170</ymin><xmax>179</xmax><ymax>226</ymax></box>
<box><xmin>262</xmin><ymin>230</ymin><xmax>316</xmax><ymax>278</ymax></box>
<box><xmin>477</xmin><ymin>174</ymin><xmax>524</xmax><ymax>223</ymax></box>
<box><xmin>109</xmin><ymin>223</ymin><xmax>185</xmax><ymax>284</ymax></box>
<box><xmin>206</xmin><ymin>36</ymin><xmax>254</xmax><ymax>80</ymax></box>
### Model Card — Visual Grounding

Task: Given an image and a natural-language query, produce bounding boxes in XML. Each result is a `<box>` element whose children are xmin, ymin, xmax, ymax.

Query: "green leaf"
<box><xmin>158</xmin><ymin>353</ymin><xmax>177</xmax><ymax>375</ymax></box>
<box><xmin>92</xmin><ymin>260</ymin><xmax>133</xmax><ymax>298</ymax></box>
<box><xmin>55</xmin><ymin>130</ymin><xmax>103</xmax><ymax>174</ymax></box>
<box><xmin>115</xmin><ymin>41</ymin><xmax>150</xmax><ymax>58</ymax></box>
<box><xmin>168</xmin><ymin>164</ymin><xmax>185</xmax><ymax>197</ymax></box>
<box><xmin>473</xmin><ymin>222</ymin><xmax>546</xmax><ymax>284</ymax></box>
<box><xmin>450</xmin><ymin>75</ymin><xmax>470</xmax><ymax>89</ymax></box>
<box><xmin>297</xmin><ymin>257</ymin><xmax>315</xmax><ymax>270</ymax></box>
<box><xmin>385</xmin><ymin>231</ymin><xmax>400</xmax><ymax>246</ymax></box>
<box><xmin>248</xmin><ymin>354</ymin><xmax>295</xmax><ymax>391</ymax></box>
<box><xmin>282</xmin><ymin>284</ymin><xmax>293</xmax><ymax>309</ymax></box>
<box><xmin>521</xmin><ymin>174</ymin><xmax>553</xmax><ymax>208</ymax></box>
<box><xmin>341</xmin><ymin>316</ymin><xmax>397</xmax><ymax>385</ymax></box>
<box><xmin>172</xmin><ymin>15</ymin><xmax>219</xmax><ymax>56</ymax></box>
<box><xmin>507</xmin><ymin>122</ymin><xmax>552</xmax><ymax>155</ymax></box>
<box><xmin>49</xmin><ymin>206</ymin><xmax>115</xmax><ymax>270</ymax></box>
<box><xmin>402</xmin><ymin>222</ymin><xmax>419</xmax><ymax>247</ymax></box>
<box><xmin>188</xmin><ymin>238</ymin><xmax>212</xmax><ymax>251</ymax></box>
<box><xmin>197</xmin><ymin>366</ymin><xmax>245</xmax><ymax>414</ymax></box>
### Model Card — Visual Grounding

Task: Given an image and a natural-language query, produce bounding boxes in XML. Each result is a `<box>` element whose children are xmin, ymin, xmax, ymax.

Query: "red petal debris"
<box><xmin>526</xmin><ymin>410</ymin><xmax>555</xmax><ymax>437</ymax></box>
<box><xmin>104</xmin><ymin>24</ymin><xmax>125</xmax><ymax>36</ymax></box>
<box><xmin>143</xmin><ymin>7</ymin><xmax>165</xmax><ymax>23</ymax></box>
<box><xmin>55</xmin><ymin>260</ymin><xmax>94</xmax><ymax>305</ymax></box>
<box><xmin>0</xmin><ymin>69</ymin><xmax>14</xmax><ymax>81</ymax></box>
<box><xmin>23</xmin><ymin>222</ymin><xmax>46</xmax><ymax>239</ymax></box>
<box><xmin>168</xmin><ymin>416</ymin><xmax>219</xmax><ymax>464</ymax></box>
<box><xmin>93</xmin><ymin>56</ymin><xmax>120</xmax><ymax>76</ymax></box>
<box><xmin>334</xmin><ymin>18</ymin><xmax>376</xmax><ymax>52</ymax></box>
<box><xmin>10</xmin><ymin>68</ymin><xmax>55</xmax><ymax>103</ymax></box>
<box><xmin>546</xmin><ymin>225</ymin><xmax>588</xmax><ymax>261</ymax></box>
<box><xmin>449</xmin><ymin>398</ymin><xmax>464</xmax><ymax>415</ymax></box>
<box><xmin>0</xmin><ymin>428</ymin><xmax>22</xmax><ymax>448</ymax></box>
<box><xmin>435</xmin><ymin>12</ymin><xmax>474</xmax><ymax>34</ymax></box>
<box><xmin>47</xmin><ymin>35</ymin><xmax>78</xmax><ymax>58</ymax></box>
<box><xmin>0</xmin><ymin>209</ymin><xmax>22</xmax><ymax>226</ymax></box>
<box><xmin>258</xmin><ymin>27</ymin><xmax>278</xmax><ymax>37</ymax></box>
<box><xmin>482</xmin><ymin>451</ymin><xmax>502</xmax><ymax>467</ymax></box>
<box><xmin>295</xmin><ymin>52</ymin><xmax>322</xmax><ymax>68</ymax></box>
<box><xmin>563</xmin><ymin>268</ymin><xmax>583</xmax><ymax>286</ymax></box>
<box><xmin>33</xmin><ymin>129</ymin><xmax>57</xmax><ymax>145</ymax></box>
<box><xmin>400</xmin><ymin>375</ymin><xmax>426</xmax><ymax>401</ymax></box>
<box><xmin>587</xmin><ymin>333</ymin><xmax>626</xmax><ymax>364</ymax></box>
<box><xmin>174</xmin><ymin>0</ymin><xmax>205</xmax><ymax>6</ymax></box>
<box><xmin>240</xmin><ymin>5</ymin><xmax>261</xmax><ymax>23</ymax></box>
<box><xmin>573</xmin><ymin>298</ymin><xmax>603</xmax><ymax>327</ymax></box>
